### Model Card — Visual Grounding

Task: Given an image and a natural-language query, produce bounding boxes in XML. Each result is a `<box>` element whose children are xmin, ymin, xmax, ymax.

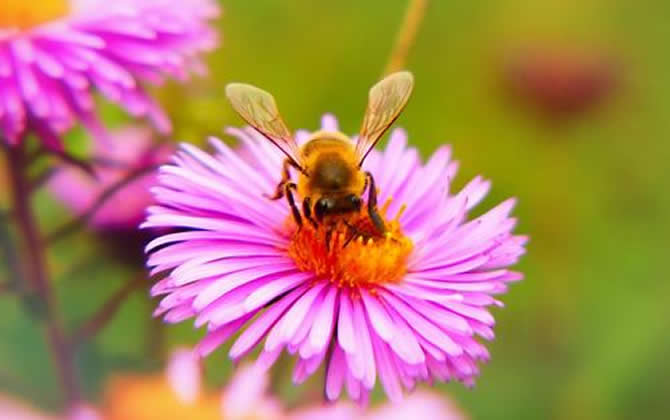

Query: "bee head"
<box><xmin>345</xmin><ymin>194</ymin><xmax>362</xmax><ymax>211</ymax></box>
<box><xmin>314</xmin><ymin>197</ymin><xmax>334</xmax><ymax>221</ymax></box>
<box><xmin>315</xmin><ymin>194</ymin><xmax>361</xmax><ymax>220</ymax></box>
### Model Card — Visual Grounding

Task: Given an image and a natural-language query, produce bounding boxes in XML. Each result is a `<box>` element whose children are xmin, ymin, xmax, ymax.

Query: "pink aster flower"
<box><xmin>0</xmin><ymin>0</ymin><xmax>218</xmax><ymax>148</ymax></box>
<box><xmin>144</xmin><ymin>114</ymin><xmax>527</xmax><ymax>403</ymax></box>
<box><xmin>48</xmin><ymin>125</ymin><xmax>173</xmax><ymax>231</ymax></box>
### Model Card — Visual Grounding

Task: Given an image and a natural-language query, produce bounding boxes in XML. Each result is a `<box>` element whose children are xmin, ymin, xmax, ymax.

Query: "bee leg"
<box><xmin>302</xmin><ymin>197</ymin><xmax>318</xmax><ymax>229</ymax></box>
<box><xmin>325</xmin><ymin>226</ymin><xmax>334</xmax><ymax>252</ymax></box>
<box><xmin>362</xmin><ymin>172</ymin><xmax>369</xmax><ymax>196</ymax></box>
<box><xmin>285</xmin><ymin>183</ymin><xmax>302</xmax><ymax>229</ymax></box>
<box><xmin>365</xmin><ymin>171</ymin><xmax>386</xmax><ymax>234</ymax></box>
<box><xmin>266</xmin><ymin>159</ymin><xmax>294</xmax><ymax>200</ymax></box>
<box><xmin>342</xmin><ymin>220</ymin><xmax>362</xmax><ymax>249</ymax></box>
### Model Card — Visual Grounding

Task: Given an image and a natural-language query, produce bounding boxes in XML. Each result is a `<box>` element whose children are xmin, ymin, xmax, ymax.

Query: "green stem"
<box><xmin>72</xmin><ymin>274</ymin><xmax>146</xmax><ymax>346</ymax></box>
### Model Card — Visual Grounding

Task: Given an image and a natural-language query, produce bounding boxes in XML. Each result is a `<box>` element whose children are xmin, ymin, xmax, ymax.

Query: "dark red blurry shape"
<box><xmin>504</xmin><ymin>47</ymin><xmax>618</xmax><ymax>119</ymax></box>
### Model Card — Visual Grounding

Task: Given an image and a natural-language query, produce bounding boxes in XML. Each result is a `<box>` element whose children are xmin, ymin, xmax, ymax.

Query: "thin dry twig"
<box><xmin>29</xmin><ymin>156</ymin><xmax>135</xmax><ymax>192</ymax></box>
<box><xmin>46</xmin><ymin>164</ymin><xmax>160</xmax><ymax>243</ymax></box>
<box><xmin>72</xmin><ymin>275</ymin><xmax>147</xmax><ymax>346</ymax></box>
<box><xmin>28</xmin><ymin>167</ymin><xmax>58</xmax><ymax>192</ymax></box>
<box><xmin>88</xmin><ymin>156</ymin><xmax>139</xmax><ymax>169</ymax></box>
<box><xmin>51</xmin><ymin>149</ymin><xmax>97</xmax><ymax>177</ymax></box>
<box><xmin>383</xmin><ymin>0</ymin><xmax>430</xmax><ymax>76</ymax></box>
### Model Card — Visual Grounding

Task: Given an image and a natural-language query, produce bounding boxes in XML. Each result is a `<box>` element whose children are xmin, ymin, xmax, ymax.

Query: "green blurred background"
<box><xmin>2</xmin><ymin>0</ymin><xmax>670</xmax><ymax>419</ymax></box>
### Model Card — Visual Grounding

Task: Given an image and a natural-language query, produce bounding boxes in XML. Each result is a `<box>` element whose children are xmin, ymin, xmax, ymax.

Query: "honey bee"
<box><xmin>225</xmin><ymin>71</ymin><xmax>414</xmax><ymax>237</ymax></box>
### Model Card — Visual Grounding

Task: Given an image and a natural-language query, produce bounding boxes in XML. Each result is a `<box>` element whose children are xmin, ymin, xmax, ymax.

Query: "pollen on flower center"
<box><xmin>0</xmin><ymin>0</ymin><xmax>70</xmax><ymax>29</ymax></box>
<box><xmin>287</xmin><ymin>198</ymin><xmax>413</xmax><ymax>290</ymax></box>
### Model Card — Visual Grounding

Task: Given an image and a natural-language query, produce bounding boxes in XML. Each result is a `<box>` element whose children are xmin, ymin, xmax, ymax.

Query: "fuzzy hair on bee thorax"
<box><xmin>296</xmin><ymin>132</ymin><xmax>366</xmax><ymax>200</ymax></box>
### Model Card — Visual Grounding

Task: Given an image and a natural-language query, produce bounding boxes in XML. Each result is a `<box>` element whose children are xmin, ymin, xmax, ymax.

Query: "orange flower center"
<box><xmin>287</xmin><ymin>198</ymin><xmax>412</xmax><ymax>291</ymax></box>
<box><xmin>0</xmin><ymin>0</ymin><xmax>69</xmax><ymax>30</ymax></box>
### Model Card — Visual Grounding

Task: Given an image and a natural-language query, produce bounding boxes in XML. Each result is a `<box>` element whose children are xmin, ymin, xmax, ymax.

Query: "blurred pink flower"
<box><xmin>220</xmin><ymin>362</ymin><xmax>283</xmax><ymax>420</ymax></box>
<box><xmin>166</xmin><ymin>348</ymin><xmax>203</xmax><ymax>405</ymax></box>
<box><xmin>67</xmin><ymin>404</ymin><xmax>101</xmax><ymax>420</ymax></box>
<box><xmin>0</xmin><ymin>0</ymin><xmax>219</xmax><ymax>148</ymax></box>
<box><xmin>0</xmin><ymin>394</ymin><xmax>59</xmax><ymax>420</ymax></box>
<box><xmin>365</xmin><ymin>391</ymin><xmax>466</xmax><ymax>420</ymax></box>
<box><xmin>145</xmin><ymin>114</ymin><xmax>527</xmax><ymax>403</ymax></box>
<box><xmin>293</xmin><ymin>390</ymin><xmax>467</xmax><ymax>420</ymax></box>
<box><xmin>48</xmin><ymin>125</ymin><xmax>173</xmax><ymax>231</ymax></box>
<box><xmin>503</xmin><ymin>45</ymin><xmax>618</xmax><ymax>119</ymax></box>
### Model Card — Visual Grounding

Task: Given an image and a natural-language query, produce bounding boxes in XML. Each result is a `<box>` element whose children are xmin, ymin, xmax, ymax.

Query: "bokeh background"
<box><xmin>2</xmin><ymin>1</ymin><xmax>669</xmax><ymax>419</ymax></box>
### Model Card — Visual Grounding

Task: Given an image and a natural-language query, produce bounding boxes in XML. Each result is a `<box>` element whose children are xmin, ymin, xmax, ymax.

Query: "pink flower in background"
<box><xmin>219</xmin><ymin>359</ymin><xmax>284</xmax><ymax>420</ymax></box>
<box><xmin>502</xmin><ymin>45</ymin><xmax>618</xmax><ymax>120</ymax></box>
<box><xmin>67</xmin><ymin>404</ymin><xmax>101</xmax><ymax>420</ymax></box>
<box><xmin>294</xmin><ymin>390</ymin><xmax>467</xmax><ymax>420</ymax></box>
<box><xmin>0</xmin><ymin>0</ymin><xmax>219</xmax><ymax>148</ymax></box>
<box><xmin>0</xmin><ymin>394</ymin><xmax>59</xmax><ymax>420</ymax></box>
<box><xmin>365</xmin><ymin>391</ymin><xmax>466</xmax><ymax>420</ymax></box>
<box><xmin>49</xmin><ymin>125</ymin><xmax>173</xmax><ymax>231</ymax></box>
<box><xmin>144</xmin><ymin>115</ymin><xmax>527</xmax><ymax>403</ymax></box>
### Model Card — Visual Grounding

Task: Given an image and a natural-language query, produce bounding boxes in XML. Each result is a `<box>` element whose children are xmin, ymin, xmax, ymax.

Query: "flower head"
<box><xmin>144</xmin><ymin>115</ymin><xmax>527</xmax><ymax>403</ymax></box>
<box><xmin>0</xmin><ymin>0</ymin><xmax>218</xmax><ymax>148</ymax></box>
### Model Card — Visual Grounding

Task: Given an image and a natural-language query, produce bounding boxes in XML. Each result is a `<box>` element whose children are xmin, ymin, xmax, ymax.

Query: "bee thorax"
<box><xmin>311</xmin><ymin>153</ymin><xmax>352</xmax><ymax>191</ymax></box>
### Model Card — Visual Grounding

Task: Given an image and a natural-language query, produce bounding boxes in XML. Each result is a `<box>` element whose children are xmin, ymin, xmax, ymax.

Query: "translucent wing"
<box><xmin>355</xmin><ymin>71</ymin><xmax>415</xmax><ymax>165</ymax></box>
<box><xmin>225</xmin><ymin>83</ymin><xmax>303</xmax><ymax>169</ymax></box>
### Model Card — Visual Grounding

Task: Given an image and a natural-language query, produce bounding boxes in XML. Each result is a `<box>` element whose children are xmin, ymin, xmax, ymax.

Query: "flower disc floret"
<box><xmin>288</xmin><ymin>202</ymin><xmax>412</xmax><ymax>290</ymax></box>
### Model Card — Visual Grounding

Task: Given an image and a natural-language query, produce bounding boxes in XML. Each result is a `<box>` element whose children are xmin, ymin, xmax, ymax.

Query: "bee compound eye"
<box><xmin>349</xmin><ymin>195</ymin><xmax>361</xmax><ymax>208</ymax></box>
<box><xmin>315</xmin><ymin>198</ymin><xmax>332</xmax><ymax>219</ymax></box>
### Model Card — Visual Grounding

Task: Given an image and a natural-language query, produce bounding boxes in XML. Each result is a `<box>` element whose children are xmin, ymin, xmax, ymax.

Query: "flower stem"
<box><xmin>5</xmin><ymin>144</ymin><xmax>82</xmax><ymax>409</ymax></box>
<box><xmin>72</xmin><ymin>274</ymin><xmax>146</xmax><ymax>346</ymax></box>
<box><xmin>383</xmin><ymin>0</ymin><xmax>430</xmax><ymax>76</ymax></box>
<box><xmin>1</xmin><ymin>209</ymin><xmax>22</xmax><ymax>294</ymax></box>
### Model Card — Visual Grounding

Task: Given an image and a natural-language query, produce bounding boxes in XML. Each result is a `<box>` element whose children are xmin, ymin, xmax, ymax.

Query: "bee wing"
<box><xmin>355</xmin><ymin>71</ymin><xmax>414</xmax><ymax>165</ymax></box>
<box><xmin>225</xmin><ymin>83</ymin><xmax>304</xmax><ymax>169</ymax></box>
